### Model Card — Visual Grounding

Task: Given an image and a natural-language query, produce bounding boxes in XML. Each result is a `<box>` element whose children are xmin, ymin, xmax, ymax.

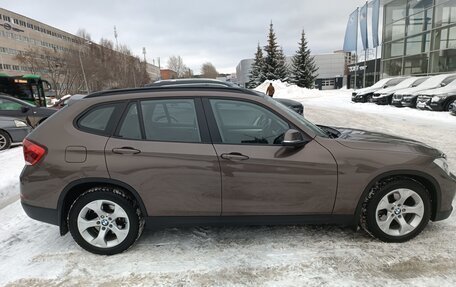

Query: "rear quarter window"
<box><xmin>76</xmin><ymin>102</ymin><xmax>124</xmax><ymax>136</ymax></box>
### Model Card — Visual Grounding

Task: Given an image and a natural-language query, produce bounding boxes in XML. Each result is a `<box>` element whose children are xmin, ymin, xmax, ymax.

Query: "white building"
<box><xmin>235</xmin><ymin>51</ymin><xmax>348</xmax><ymax>89</ymax></box>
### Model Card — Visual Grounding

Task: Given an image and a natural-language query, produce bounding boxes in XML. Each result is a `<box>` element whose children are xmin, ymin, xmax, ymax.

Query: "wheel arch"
<box><xmin>57</xmin><ymin>178</ymin><xmax>148</xmax><ymax>235</ymax></box>
<box><xmin>353</xmin><ymin>170</ymin><xmax>441</xmax><ymax>226</ymax></box>
<box><xmin>443</xmin><ymin>96</ymin><xmax>456</xmax><ymax>111</ymax></box>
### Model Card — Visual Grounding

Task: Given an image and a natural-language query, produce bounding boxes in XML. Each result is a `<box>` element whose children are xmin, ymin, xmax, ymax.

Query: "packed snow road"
<box><xmin>0</xmin><ymin>88</ymin><xmax>455</xmax><ymax>286</ymax></box>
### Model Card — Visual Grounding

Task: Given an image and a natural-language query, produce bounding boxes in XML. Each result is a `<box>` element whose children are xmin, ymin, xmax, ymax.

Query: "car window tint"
<box><xmin>79</xmin><ymin>105</ymin><xmax>116</xmax><ymax>133</ymax></box>
<box><xmin>140</xmin><ymin>99</ymin><xmax>201</xmax><ymax>143</ymax></box>
<box><xmin>209</xmin><ymin>99</ymin><xmax>289</xmax><ymax>145</ymax></box>
<box><xmin>118</xmin><ymin>103</ymin><xmax>142</xmax><ymax>140</ymax></box>
<box><xmin>0</xmin><ymin>99</ymin><xmax>22</xmax><ymax>110</ymax></box>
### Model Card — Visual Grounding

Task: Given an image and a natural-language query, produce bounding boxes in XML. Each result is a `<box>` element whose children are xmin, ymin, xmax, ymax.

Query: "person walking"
<box><xmin>266</xmin><ymin>83</ymin><xmax>275</xmax><ymax>97</ymax></box>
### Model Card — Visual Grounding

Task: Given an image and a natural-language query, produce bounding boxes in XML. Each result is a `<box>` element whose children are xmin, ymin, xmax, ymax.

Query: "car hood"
<box><xmin>356</xmin><ymin>86</ymin><xmax>382</xmax><ymax>96</ymax></box>
<box><xmin>275</xmin><ymin>98</ymin><xmax>301</xmax><ymax>106</ymax></box>
<box><xmin>334</xmin><ymin>127</ymin><xmax>441</xmax><ymax>157</ymax></box>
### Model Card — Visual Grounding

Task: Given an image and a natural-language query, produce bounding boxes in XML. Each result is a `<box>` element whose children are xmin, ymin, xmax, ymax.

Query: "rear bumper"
<box><xmin>21</xmin><ymin>201</ymin><xmax>58</xmax><ymax>226</ymax></box>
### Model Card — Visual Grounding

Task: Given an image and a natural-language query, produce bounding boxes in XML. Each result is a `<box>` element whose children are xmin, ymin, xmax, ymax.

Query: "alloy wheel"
<box><xmin>0</xmin><ymin>134</ymin><xmax>6</xmax><ymax>150</ymax></box>
<box><xmin>375</xmin><ymin>188</ymin><xmax>424</xmax><ymax>236</ymax></box>
<box><xmin>77</xmin><ymin>199</ymin><xmax>130</xmax><ymax>248</ymax></box>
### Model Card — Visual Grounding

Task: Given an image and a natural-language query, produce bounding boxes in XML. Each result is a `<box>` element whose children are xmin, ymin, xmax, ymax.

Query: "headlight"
<box><xmin>14</xmin><ymin>120</ymin><xmax>28</xmax><ymax>127</ymax></box>
<box><xmin>434</xmin><ymin>157</ymin><xmax>450</xmax><ymax>176</ymax></box>
<box><xmin>431</xmin><ymin>94</ymin><xmax>448</xmax><ymax>103</ymax></box>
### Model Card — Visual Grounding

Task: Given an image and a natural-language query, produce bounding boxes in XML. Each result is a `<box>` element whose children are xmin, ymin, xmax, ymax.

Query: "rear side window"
<box><xmin>140</xmin><ymin>99</ymin><xmax>201</xmax><ymax>143</ymax></box>
<box><xmin>77</xmin><ymin>103</ymin><xmax>121</xmax><ymax>135</ymax></box>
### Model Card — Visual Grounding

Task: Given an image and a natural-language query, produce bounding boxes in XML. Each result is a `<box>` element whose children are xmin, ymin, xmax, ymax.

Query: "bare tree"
<box><xmin>167</xmin><ymin>55</ymin><xmax>189</xmax><ymax>78</ymax></box>
<box><xmin>201</xmin><ymin>62</ymin><xmax>218</xmax><ymax>79</ymax></box>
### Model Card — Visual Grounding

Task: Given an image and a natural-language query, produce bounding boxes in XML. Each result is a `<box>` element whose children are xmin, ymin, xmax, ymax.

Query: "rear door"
<box><xmin>204</xmin><ymin>97</ymin><xmax>338</xmax><ymax>215</ymax></box>
<box><xmin>105</xmin><ymin>97</ymin><xmax>221</xmax><ymax>216</ymax></box>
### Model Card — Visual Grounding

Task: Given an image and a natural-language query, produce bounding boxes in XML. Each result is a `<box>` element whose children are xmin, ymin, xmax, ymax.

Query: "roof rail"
<box><xmin>85</xmin><ymin>85</ymin><xmax>260</xmax><ymax>98</ymax></box>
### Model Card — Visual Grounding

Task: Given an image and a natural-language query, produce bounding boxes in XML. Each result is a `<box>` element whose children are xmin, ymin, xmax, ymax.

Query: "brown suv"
<box><xmin>20</xmin><ymin>85</ymin><xmax>456</xmax><ymax>255</ymax></box>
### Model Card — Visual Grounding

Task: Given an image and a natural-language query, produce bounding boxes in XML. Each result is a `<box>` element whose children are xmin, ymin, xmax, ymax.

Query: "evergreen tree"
<box><xmin>290</xmin><ymin>30</ymin><xmax>318</xmax><ymax>88</ymax></box>
<box><xmin>276</xmin><ymin>47</ymin><xmax>289</xmax><ymax>81</ymax></box>
<box><xmin>262</xmin><ymin>22</ymin><xmax>289</xmax><ymax>81</ymax></box>
<box><xmin>247</xmin><ymin>43</ymin><xmax>266</xmax><ymax>88</ymax></box>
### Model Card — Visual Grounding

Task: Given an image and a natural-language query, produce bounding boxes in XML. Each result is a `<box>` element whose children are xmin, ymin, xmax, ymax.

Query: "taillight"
<box><xmin>23</xmin><ymin>139</ymin><xmax>46</xmax><ymax>166</ymax></box>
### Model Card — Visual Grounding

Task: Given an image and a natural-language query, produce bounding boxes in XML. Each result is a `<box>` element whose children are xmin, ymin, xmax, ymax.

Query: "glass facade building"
<box><xmin>382</xmin><ymin>0</ymin><xmax>456</xmax><ymax>77</ymax></box>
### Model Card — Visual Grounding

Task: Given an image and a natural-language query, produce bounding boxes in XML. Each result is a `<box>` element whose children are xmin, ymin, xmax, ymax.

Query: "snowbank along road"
<box><xmin>0</xmin><ymin>85</ymin><xmax>455</xmax><ymax>286</ymax></box>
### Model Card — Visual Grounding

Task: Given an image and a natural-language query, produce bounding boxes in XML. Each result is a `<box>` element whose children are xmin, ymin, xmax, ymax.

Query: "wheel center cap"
<box><xmin>394</xmin><ymin>208</ymin><xmax>402</xmax><ymax>215</ymax></box>
<box><xmin>101</xmin><ymin>219</ymin><xmax>109</xmax><ymax>226</ymax></box>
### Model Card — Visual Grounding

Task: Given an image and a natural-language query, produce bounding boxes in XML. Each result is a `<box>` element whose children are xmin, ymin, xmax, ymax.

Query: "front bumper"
<box><xmin>400</xmin><ymin>98</ymin><xmax>417</xmax><ymax>108</ymax></box>
<box><xmin>428</xmin><ymin>101</ymin><xmax>446</xmax><ymax>111</ymax></box>
<box><xmin>391</xmin><ymin>99</ymin><xmax>403</xmax><ymax>107</ymax></box>
<box><xmin>372</xmin><ymin>96</ymin><xmax>390</xmax><ymax>105</ymax></box>
<box><xmin>21</xmin><ymin>201</ymin><xmax>58</xmax><ymax>226</ymax></box>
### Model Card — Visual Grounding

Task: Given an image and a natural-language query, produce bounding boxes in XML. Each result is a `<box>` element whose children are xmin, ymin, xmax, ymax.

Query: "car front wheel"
<box><xmin>364</xmin><ymin>179</ymin><xmax>431</xmax><ymax>242</ymax></box>
<box><xmin>68</xmin><ymin>187</ymin><xmax>144</xmax><ymax>255</ymax></box>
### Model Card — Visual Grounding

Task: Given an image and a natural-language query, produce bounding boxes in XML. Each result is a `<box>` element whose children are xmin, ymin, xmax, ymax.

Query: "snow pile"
<box><xmin>0</xmin><ymin>147</ymin><xmax>24</xmax><ymax>208</ymax></box>
<box><xmin>255</xmin><ymin>80</ymin><xmax>456</xmax><ymax>125</ymax></box>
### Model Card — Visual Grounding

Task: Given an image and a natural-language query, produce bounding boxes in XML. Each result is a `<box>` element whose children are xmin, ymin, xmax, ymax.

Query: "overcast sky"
<box><xmin>0</xmin><ymin>0</ymin><xmax>368</xmax><ymax>74</ymax></box>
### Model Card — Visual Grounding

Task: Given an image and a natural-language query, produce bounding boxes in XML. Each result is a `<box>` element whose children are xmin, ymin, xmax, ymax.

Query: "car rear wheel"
<box><xmin>364</xmin><ymin>179</ymin><xmax>431</xmax><ymax>242</ymax></box>
<box><xmin>68</xmin><ymin>187</ymin><xmax>144</xmax><ymax>255</ymax></box>
<box><xmin>0</xmin><ymin>130</ymin><xmax>11</xmax><ymax>151</ymax></box>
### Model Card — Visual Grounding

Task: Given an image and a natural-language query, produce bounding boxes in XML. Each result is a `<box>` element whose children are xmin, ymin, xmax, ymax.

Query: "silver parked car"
<box><xmin>0</xmin><ymin>116</ymin><xmax>31</xmax><ymax>150</ymax></box>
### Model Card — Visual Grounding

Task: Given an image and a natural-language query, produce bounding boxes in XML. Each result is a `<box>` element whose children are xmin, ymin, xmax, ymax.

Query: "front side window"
<box><xmin>140</xmin><ymin>99</ymin><xmax>201</xmax><ymax>143</ymax></box>
<box><xmin>209</xmin><ymin>99</ymin><xmax>289</xmax><ymax>145</ymax></box>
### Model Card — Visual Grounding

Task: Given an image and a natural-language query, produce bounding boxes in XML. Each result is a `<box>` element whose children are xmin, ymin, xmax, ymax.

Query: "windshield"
<box><xmin>411</xmin><ymin>77</ymin><xmax>428</xmax><ymax>87</ymax></box>
<box><xmin>371</xmin><ymin>78</ymin><xmax>391</xmax><ymax>88</ymax></box>
<box><xmin>390</xmin><ymin>77</ymin><xmax>417</xmax><ymax>89</ymax></box>
<box><xmin>262</xmin><ymin>94</ymin><xmax>328</xmax><ymax>138</ymax></box>
<box><xmin>419</xmin><ymin>75</ymin><xmax>453</xmax><ymax>88</ymax></box>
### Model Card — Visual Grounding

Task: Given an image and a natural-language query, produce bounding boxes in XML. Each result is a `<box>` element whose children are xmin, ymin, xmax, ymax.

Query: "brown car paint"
<box><xmin>20</xmin><ymin>88</ymin><xmax>456</xmax><ymax>232</ymax></box>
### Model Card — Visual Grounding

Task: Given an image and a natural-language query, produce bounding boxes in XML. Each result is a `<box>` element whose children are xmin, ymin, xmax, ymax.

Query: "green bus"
<box><xmin>0</xmin><ymin>73</ymin><xmax>51</xmax><ymax>107</ymax></box>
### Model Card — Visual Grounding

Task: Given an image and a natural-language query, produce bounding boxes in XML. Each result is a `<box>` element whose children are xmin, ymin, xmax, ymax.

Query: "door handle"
<box><xmin>220</xmin><ymin>152</ymin><xmax>249</xmax><ymax>161</ymax></box>
<box><xmin>112</xmin><ymin>147</ymin><xmax>141</xmax><ymax>155</ymax></box>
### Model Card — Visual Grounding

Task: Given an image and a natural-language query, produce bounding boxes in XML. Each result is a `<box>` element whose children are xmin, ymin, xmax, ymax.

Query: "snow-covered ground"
<box><xmin>0</xmin><ymin>84</ymin><xmax>455</xmax><ymax>286</ymax></box>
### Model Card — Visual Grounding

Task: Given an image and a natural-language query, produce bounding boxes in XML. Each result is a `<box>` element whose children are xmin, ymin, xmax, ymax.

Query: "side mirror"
<box><xmin>282</xmin><ymin>129</ymin><xmax>308</xmax><ymax>147</ymax></box>
<box><xmin>21</xmin><ymin>106</ymin><xmax>30</xmax><ymax>113</ymax></box>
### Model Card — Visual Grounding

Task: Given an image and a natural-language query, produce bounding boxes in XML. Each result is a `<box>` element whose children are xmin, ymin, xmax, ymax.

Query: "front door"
<box><xmin>0</xmin><ymin>97</ymin><xmax>31</xmax><ymax>124</ymax></box>
<box><xmin>206</xmin><ymin>98</ymin><xmax>338</xmax><ymax>215</ymax></box>
<box><xmin>105</xmin><ymin>98</ymin><xmax>221</xmax><ymax>216</ymax></box>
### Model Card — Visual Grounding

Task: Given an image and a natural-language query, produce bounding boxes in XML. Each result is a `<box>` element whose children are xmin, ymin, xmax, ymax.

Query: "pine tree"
<box><xmin>262</xmin><ymin>22</ymin><xmax>289</xmax><ymax>81</ymax></box>
<box><xmin>290</xmin><ymin>30</ymin><xmax>318</xmax><ymax>88</ymax></box>
<box><xmin>247</xmin><ymin>43</ymin><xmax>266</xmax><ymax>88</ymax></box>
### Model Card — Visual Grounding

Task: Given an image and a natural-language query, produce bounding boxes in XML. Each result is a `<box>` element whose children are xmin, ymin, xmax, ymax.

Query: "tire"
<box><xmin>68</xmin><ymin>186</ymin><xmax>144</xmax><ymax>255</ymax></box>
<box><xmin>444</xmin><ymin>99</ymin><xmax>455</xmax><ymax>112</ymax></box>
<box><xmin>364</xmin><ymin>178</ymin><xmax>431</xmax><ymax>243</ymax></box>
<box><xmin>0</xmin><ymin>130</ymin><xmax>11</xmax><ymax>151</ymax></box>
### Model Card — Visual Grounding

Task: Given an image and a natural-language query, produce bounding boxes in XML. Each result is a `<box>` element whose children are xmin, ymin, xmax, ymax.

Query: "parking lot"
<box><xmin>0</xmin><ymin>88</ymin><xmax>455</xmax><ymax>286</ymax></box>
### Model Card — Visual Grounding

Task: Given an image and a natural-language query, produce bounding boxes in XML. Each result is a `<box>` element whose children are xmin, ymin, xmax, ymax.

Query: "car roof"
<box><xmin>85</xmin><ymin>85</ymin><xmax>260</xmax><ymax>99</ymax></box>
